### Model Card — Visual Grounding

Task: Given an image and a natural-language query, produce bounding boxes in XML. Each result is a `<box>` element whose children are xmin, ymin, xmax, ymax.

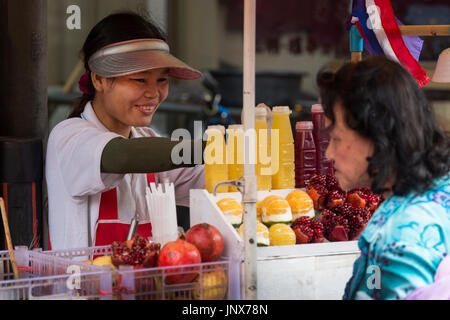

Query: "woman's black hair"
<box><xmin>68</xmin><ymin>11</ymin><xmax>167</xmax><ymax>118</ymax></box>
<box><xmin>317</xmin><ymin>56</ymin><xmax>450</xmax><ymax>196</ymax></box>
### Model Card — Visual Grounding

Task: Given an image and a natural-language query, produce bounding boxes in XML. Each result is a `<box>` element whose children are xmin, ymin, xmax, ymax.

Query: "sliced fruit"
<box><xmin>286</xmin><ymin>190</ymin><xmax>315</xmax><ymax>220</ymax></box>
<box><xmin>291</xmin><ymin>216</ymin><xmax>324</xmax><ymax>244</ymax></box>
<box><xmin>268</xmin><ymin>223</ymin><xmax>296</xmax><ymax>246</ymax></box>
<box><xmin>92</xmin><ymin>255</ymin><xmax>116</xmax><ymax>269</ymax></box>
<box><xmin>261</xmin><ymin>195</ymin><xmax>293</xmax><ymax>226</ymax></box>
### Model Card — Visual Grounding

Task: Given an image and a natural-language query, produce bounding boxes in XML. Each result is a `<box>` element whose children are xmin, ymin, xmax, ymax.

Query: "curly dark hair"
<box><xmin>317</xmin><ymin>56</ymin><xmax>450</xmax><ymax>196</ymax></box>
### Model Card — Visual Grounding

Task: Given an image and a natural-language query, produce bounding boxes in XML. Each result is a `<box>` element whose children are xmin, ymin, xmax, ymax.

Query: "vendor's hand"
<box><xmin>240</xmin><ymin>103</ymin><xmax>273</xmax><ymax>128</ymax></box>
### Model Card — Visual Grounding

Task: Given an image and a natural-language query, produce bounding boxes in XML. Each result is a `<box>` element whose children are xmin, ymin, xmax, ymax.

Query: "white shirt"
<box><xmin>46</xmin><ymin>102</ymin><xmax>204</xmax><ymax>250</ymax></box>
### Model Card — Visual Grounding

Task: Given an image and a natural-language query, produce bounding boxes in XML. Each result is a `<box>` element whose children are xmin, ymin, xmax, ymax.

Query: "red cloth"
<box><xmin>94</xmin><ymin>173</ymin><xmax>155</xmax><ymax>246</ymax></box>
<box><xmin>49</xmin><ymin>173</ymin><xmax>157</xmax><ymax>249</ymax></box>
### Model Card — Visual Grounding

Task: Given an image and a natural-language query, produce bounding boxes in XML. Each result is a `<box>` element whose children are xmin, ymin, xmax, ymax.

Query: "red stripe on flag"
<box><xmin>374</xmin><ymin>0</ymin><xmax>430</xmax><ymax>87</ymax></box>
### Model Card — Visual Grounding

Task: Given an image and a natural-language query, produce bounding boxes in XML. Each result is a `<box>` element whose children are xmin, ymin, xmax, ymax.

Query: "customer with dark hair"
<box><xmin>317</xmin><ymin>56</ymin><xmax>450</xmax><ymax>299</ymax></box>
<box><xmin>46</xmin><ymin>11</ymin><xmax>204</xmax><ymax>250</ymax></box>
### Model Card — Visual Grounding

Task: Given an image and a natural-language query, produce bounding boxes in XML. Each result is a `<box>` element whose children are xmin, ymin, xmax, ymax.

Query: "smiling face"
<box><xmin>324</xmin><ymin>101</ymin><xmax>375</xmax><ymax>191</ymax></box>
<box><xmin>91</xmin><ymin>68</ymin><xmax>169</xmax><ymax>137</ymax></box>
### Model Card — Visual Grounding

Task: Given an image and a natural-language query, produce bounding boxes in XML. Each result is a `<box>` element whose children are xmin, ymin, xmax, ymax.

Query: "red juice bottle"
<box><xmin>311</xmin><ymin>104</ymin><xmax>334</xmax><ymax>175</ymax></box>
<box><xmin>294</xmin><ymin>121</ymin><xmax>316</xmax><ymax>188</ymax></box>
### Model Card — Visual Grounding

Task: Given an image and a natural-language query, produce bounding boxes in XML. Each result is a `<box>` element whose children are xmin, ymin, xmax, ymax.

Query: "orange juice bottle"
<box><xmin>204</xmin><ymin>125</ymin><xmax>228</xmax><ymax>193</ymax></box>
<box><xmin>255</xmin><ymin>108</ymin><xmax>272</xmax><ymax>190</ymax></box>
<box><xmin>271</xmin><ymin>106</ymin><xmax>295</xmax><ymax>189</ymax></box>
<box><xmin>226</xmin><ymin>124</ymin><xmax>244</xmax><ymax>192</ymax></box>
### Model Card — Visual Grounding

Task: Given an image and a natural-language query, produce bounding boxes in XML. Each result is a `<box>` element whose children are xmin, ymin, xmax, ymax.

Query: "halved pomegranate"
<box><xmin>111</xmin><ymin>234</ymin><xmax>160</xmax><ymax>268</ymax></box>
<box><xmin>291</xmin><ymin>216</ymin><xmax>324</xmax><ymax>244</ymax></box>
<box><xmin>306</xmin><ymin>174</ymin><xmax>346</xmax><ymax>211</ymax></box>
<box><xmin>320</xmin><ymin>203</ymin><xmax>372</xmax><ymax>241</ymax></box>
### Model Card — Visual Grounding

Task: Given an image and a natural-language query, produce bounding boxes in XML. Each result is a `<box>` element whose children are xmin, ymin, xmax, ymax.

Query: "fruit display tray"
<box><xmin>190</xmin><ymin>188</ymin><xmax>361</xmax><ymax>300</ymax></box>
<box><xmin>44</xmin><ymin>245</ymin><xmax>239</xmax><ymax>300</ymax></box>
<box><xmin>0</xmin><ymin>249</ymin><xmax>111</xmax><ymax>300</ymax></box>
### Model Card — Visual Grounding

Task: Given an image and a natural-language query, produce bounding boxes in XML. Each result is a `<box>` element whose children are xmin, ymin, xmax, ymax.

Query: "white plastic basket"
<box><xmin>45</xmin><ymin>245</ymin><xmax>238</xmax><ymax>300</ymax></box>
<box><xmin>0</xmin><ymin>249</ymin><xmax>112</xmax><ymax>300</ymax></box>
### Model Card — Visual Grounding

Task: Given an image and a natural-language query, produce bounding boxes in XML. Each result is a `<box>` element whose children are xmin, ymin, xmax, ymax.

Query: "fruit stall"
<box><xmin>1</xmin><ymin>179</ymin><xmax>238</xmax><ymax>300</ymax></box>
<box><xmin>0</xmin><ymin>174</ymin><xmax>380</xmax><ymax>300</ymax></box>
<box><xmin>0</xmin><ymin>0</ymin><xmax>394</xmax><ymax>301</ymax></box>
<box><xmin>183</xmin><ymin>0</ymin><xmax>386</xmax><ymax>300</ymax></box>
<box><xmin>190</xmin><ymin>175</ymin><xmax>382</xmax><ymax>300</ymax></box>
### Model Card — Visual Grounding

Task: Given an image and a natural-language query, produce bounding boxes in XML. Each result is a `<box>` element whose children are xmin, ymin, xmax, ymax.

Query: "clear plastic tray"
<box><xmin>0</xmin><ymin>249</ymin><xmax>112</xmax><ymax>300</ymax></box>
<box><xmin>45</xmin><ymin>245</ymin><xmax>237</xmax><ymax>300</ymax></box>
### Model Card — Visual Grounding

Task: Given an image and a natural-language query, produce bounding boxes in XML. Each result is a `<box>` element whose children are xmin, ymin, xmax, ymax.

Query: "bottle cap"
<box><xmin>272</xmin><ymin>106</ymin><xmax>291</xmax><ymax>114</ymax></box>
<box><xmin>296</xmin><ymin>121</ymin><xmax>313</xmax><ymax>131</ymax></box>
<box><xmin>206</xmin><ymin>125</ymin><xmax>225</xmax><ymax>135</ymax></box>
<box><xmin>311</xmin><ymin>104</ymin><xmax>324</xmax><ymax>113</ymax></box>
<box><xmin>255</xmin><ymin>107</ymin><xmax>267</xmax><ymax>117</ymax></box>
<box><xmin>227</xmin><ymin>124</ymin><xmax>243</xmax><ymax>132</ymax></box>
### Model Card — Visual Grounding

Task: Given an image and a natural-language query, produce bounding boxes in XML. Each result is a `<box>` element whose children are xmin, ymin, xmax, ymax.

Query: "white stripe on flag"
<box><xmin>365</xmin><ymin>0</ymin><xmax>399</xmax><ymax>63</ymax></box>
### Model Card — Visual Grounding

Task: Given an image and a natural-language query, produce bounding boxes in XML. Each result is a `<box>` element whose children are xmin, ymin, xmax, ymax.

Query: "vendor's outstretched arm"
<box><xmin>101</xmin><ymin>137</ymin><xmax>204</xmax><ymax>173</ymax></box>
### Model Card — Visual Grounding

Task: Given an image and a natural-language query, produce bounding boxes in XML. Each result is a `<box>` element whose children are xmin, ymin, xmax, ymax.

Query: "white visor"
<box><xmin>88</xmin><ymin>38</ymin><xmax>202</xmax><ymax>79</ymax></box>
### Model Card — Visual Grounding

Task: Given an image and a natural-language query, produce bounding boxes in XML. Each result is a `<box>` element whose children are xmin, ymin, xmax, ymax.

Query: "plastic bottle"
<box><xmin>294</xmin><ymin>121</ymin><xmax>317</xmax><ymax>188</ymax></box>
<box><xmin>204</xmin><ymin>125</ymin><xmax>228</xmax><ymax>193</ymax></box>
<box><xmin>255</xmin><ymin>108</ymin><xmax>272</xmax><ymax>190</ymax></box>
<box><xmin>226</xmin><ymin>124</ymin><xmax>244</xmax><ymax>192</ymax></box>
<box><xmin>311</xmin><ymin>104</ymin><xmax>334</xmax><ymax>176</ymax></box>
<box><xmin>271</xmin><ymin>106</ymin><xmax>295</xmax><ymax>189</ymax></box>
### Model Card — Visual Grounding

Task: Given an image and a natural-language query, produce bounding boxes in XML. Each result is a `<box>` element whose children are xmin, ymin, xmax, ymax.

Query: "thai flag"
<box><xmin>351</xmin><ymin>0</ymin><xmax>430</xmax><ymax>87</ymax></box>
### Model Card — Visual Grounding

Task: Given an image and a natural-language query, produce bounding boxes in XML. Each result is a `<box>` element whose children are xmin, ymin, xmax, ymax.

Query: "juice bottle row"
<box><xmin>295</xmin><ymin>104</ymin><xmax>335</xmax><ymax>188</ymax></box>
<box><xmin>204</xmin><ymin>106</ymin><xmax>296</xmax><ymax>193</ymax></box>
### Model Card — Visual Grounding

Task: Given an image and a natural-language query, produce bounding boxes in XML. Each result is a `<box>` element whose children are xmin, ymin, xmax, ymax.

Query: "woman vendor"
<box><xmin>46</xmin><ymin>12</ymin><xmax>204</xmax><ymax>250</ymax></box>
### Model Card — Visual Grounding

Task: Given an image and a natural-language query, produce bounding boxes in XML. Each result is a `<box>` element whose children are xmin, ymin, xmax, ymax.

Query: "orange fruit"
<box><xmin>238</xmin><ymin>220</ymin><xmax>270</xmax><ymax>246</ymax></box>
<box><xmin>268</xmin><ymin>223</ymin><xmax>296</xmax><ymax>246</ymax></box>
<box><xmin>260</xmin><ymin>195</ymin><xmax>293</xmax><ymax>226</ymax></box>
<box><xmin>216</xmin><ymin>198</ymin><xmax>243</xmax><ymax>227</ymax></box>
<box><xmin>286</xmin><ymin>190</ymin><xmax>314</xmax><ymax>221</ymax></box>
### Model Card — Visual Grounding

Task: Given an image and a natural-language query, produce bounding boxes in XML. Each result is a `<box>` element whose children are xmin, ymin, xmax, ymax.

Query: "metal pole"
<box><xmin>242</xmin><ymin>0</ymin><xmax>258</xmax><ymax>300</ymax></box>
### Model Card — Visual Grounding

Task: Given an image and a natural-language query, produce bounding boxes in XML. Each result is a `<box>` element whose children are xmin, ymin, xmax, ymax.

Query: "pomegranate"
<box><xmin>306</xmin><ymin>174</ymin><xmax>346</xmax><ymax>210</ymax></box>
<box><xmin>346</xmin><ymin>187</ymin><xmax>382</xmax><ymax>213</ymax></box>
<box><xmin>111</xmin><ymin>234</ymin><xmax>160</xmax><ymax>268</ymax></box>
<box><xmin>291</xmin><ymin>216</ymin><xmax>324</xmax><ymax>244</ymax></box>
<box><xmin>305</xmin><ymin>174</ymin><xmax>384</xmax><ymax>242</ymax></box>
<box><xmin>157</xmin><ymin>239</ymin><xmax>201</xmax><ymax>284</ymax></box>
<box><xmin>326</xmin><ymin>188</ymin><xmax>347</xmax><ymax>209</ymax></box>
<box><xmin>320</xmin><ymin>203</ymin><xmax>372</xmax><ymax>241</ymax></box>
<box><xmin>185</xmin><ymin>223</ymin><xmax>224</xmax><ymax>262</ymax></box>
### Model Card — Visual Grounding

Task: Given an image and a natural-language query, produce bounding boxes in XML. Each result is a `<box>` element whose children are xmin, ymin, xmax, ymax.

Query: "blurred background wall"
<box><xmin>47</xmin><ymin>0</ymin><xmax>450</xmax><ymax>134</ymax></box>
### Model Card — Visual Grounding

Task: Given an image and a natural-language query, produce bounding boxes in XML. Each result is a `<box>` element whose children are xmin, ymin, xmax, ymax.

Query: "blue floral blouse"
<box><xmin>343</xmin><ymin>174</ymin><xmax>450</xmax><ymax>300</ymax></box>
